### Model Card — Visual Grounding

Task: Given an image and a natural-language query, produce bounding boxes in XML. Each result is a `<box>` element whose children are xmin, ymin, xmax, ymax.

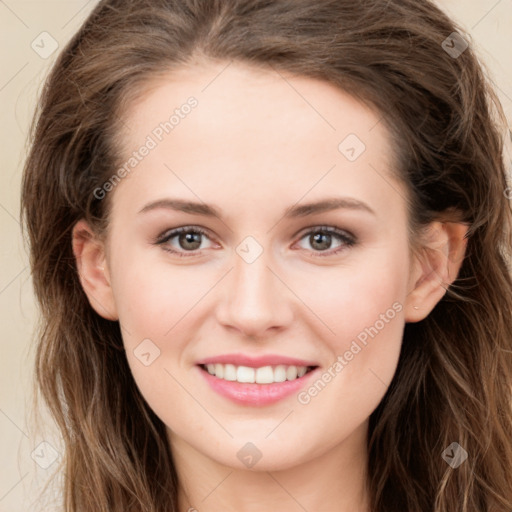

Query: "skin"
<box><xmin>72</xmin><ymin>60</ymin><xmax>468</xmax><ymax>511</ymax></box>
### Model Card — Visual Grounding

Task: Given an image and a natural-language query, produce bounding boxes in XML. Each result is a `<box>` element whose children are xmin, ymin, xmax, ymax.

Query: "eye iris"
<box><xmin>310</xmin><ymin>232</ymin><xmax>331</xmax><ymax>251</ymax></box>
<box><xmin>179</xmin><ymin>231</ymin><xmax>202</xmax><ymax>250</ymax></box>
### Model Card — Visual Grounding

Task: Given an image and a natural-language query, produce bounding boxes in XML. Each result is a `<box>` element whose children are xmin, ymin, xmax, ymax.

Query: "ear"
<box><xmin>404</xmin><ymin>220</ymin><xmax>469</xmax><ymax>323</ymax></box>
<box><xmin>71</xmin><ymin>219</ymin><xmax>118</xmax><ymax>321</ymax></box>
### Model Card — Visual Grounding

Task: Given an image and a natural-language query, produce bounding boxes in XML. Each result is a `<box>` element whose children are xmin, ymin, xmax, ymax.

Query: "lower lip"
<box><xmin>197</xmin><ymin>366</ymin><xmax>318</xmax><ymax>406</ymax></box>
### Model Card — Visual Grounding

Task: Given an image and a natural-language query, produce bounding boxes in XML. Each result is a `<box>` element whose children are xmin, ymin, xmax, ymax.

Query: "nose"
<box><xmin>215</xmin><ymin>246</ymin><xmax>294</xmax><ymax>339</ymax></box>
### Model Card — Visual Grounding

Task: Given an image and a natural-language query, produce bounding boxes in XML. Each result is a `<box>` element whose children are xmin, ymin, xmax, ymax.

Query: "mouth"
<box><xmin>196</xmin><ymin>357</ymin><xmax>320</xmax><ymax>406</ymax></box>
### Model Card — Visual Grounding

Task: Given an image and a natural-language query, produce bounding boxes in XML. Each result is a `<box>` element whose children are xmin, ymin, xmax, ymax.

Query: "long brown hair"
<box><xmin>21</xmin><ymin>0</ymin><xmax>512</xmax><ymax>510</ymax></box>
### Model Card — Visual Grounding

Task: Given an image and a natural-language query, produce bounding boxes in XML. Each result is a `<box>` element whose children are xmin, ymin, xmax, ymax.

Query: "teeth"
<box><xmin>274</xmin><ymin>365</ymin><xmax>287</xmax><ymax>382</ymax></box>
<box><xmin>297</xmin><ymin>366</ymin><xmax>307</xmax><ymax>377</ymax></box>
<box><xmin>224</xmin><ymin>364</ymin><xmax>236</xmax><ymax>381</ymax></box>
<box><xmin>255</xmin><ymin>366</ymin><xmax>274</xmax><ymax>384</ymax></box>
<box><xmin>237</xmin><ymin>366</ymin><xmax>255</xmax><ymax>383</ymax></box>
<box><xmin>213</xmin><ymin>364</ymin><xmax>222</xmax><ymax>378</ymax></box>
<box><xmin>286</xmin><ymin>365</ymin><xmax>298</xmax><ymax>380</ymax></box>
<box><xmin>204</xmin><ymin>363</ymin><xmax>311</xmax><ymax>384</ymax></box>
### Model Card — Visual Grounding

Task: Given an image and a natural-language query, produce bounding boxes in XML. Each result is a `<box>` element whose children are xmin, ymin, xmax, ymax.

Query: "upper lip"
<box><xmin>196</xmin><ymin>353</ymin><xmax>319</xmax><ymax>368</ymax></box>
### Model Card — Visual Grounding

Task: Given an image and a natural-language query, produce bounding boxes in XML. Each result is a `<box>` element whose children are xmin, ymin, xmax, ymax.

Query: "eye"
<box><xmin>154</xmin><ymin>226</ymin><xmax>216</xmax><ymax>257</ymax></box>
<box><xmin>294</xmin><ymin>226</ymin><xmax>356</xmax><ymax>257</ymax></box>
<box><xmin>154</xmin><ymin>225</ymin><xmax>357</xmax><ymax>258</ymax></box>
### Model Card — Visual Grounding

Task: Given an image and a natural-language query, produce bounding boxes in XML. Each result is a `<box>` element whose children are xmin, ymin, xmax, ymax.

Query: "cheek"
<box><xmin>292</xmin><ymin>251</ymin><xmax>407</xmax><ymax>409</ymax></box>
<box><xmin>293</xmin><ymin>247</ymin><xmax>407</xmax><ymax>347</ymax></box>
<box><xmin>315</xmin><ymin>286</ymin><xmax>404</xmax><ymax>399</ymax></box>
<box><xmin>110</xmin><ymin>249</ymin><xmax>212</xmax><ymax>341</ymax></box>
<box><xmin>109</xmin><ymin>250</ymin><xmax>219</xmax><ymax>401</ymax></box>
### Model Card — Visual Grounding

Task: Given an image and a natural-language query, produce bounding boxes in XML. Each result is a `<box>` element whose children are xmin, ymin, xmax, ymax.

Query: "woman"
<box><xmin>21</xmin><ymin>0</ymin><xmax>512</xmax><ymax>510</ymax></box>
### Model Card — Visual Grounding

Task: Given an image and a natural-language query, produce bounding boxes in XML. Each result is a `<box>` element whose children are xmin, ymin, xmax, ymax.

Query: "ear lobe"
<box><xmin>71</xmin><ymin>219</ymin><xmax>118</xmax><ymax>321</ymax></box>
<box><xmin>404</xmin><ymin>221</ymin><xmax>469</xmax><ymax>323</ymax></box>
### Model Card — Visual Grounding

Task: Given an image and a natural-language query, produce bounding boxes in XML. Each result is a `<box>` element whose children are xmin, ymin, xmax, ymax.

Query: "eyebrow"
<box><xmin>138</xmin><ymin>197</ymin><xmax>376</xmax><ymax>218</ymax></box>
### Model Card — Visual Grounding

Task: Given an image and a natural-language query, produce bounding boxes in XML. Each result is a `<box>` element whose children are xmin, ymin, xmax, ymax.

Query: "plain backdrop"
<box><xmin>1</xmin><ymin>1</ymin><xmax>511</xmax><ymax>510</ymax></box>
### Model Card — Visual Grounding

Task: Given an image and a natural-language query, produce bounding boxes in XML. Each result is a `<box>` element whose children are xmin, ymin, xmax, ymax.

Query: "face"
<box><xmin>84</xmin><ymin>61</ymin><xmax>422</xmax><ymax>471</ymax></box>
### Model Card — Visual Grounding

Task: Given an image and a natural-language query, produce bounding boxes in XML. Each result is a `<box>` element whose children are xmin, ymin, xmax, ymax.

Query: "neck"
<box><xmin>168</xmin><ymin>421</ymin><xmax>371</xmax><ymax>512</ymax></box>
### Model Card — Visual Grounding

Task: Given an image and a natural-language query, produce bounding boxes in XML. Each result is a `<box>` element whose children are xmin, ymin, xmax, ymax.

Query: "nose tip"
<box><xmin>215</xmin><ymin>251</ymin><xmax>293</xmax><ymax>339</ymax></box>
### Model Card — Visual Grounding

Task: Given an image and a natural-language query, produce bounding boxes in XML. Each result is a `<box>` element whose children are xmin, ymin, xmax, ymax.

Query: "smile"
<box><xmin>196</xmin><ymin>354</ymin><xmax>320</xmax><ymax>406</ymax></box>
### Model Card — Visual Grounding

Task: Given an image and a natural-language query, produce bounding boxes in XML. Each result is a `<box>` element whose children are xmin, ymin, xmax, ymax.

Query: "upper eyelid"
<box><xmin>157</xmin><ymin>225</ymin><xmax>211</xmax><ymax>241</ymax></box>
<box><xmin>295</xmin><ymin>225</ymin><xmax>354</xmax><ymax>238</ymax></box>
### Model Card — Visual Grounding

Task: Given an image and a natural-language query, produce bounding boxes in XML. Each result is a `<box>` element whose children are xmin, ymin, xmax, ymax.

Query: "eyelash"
<box><xmin>154</xmin><ymin>225</ymin><xmax>357</xmax><ymax>258</ymax></box>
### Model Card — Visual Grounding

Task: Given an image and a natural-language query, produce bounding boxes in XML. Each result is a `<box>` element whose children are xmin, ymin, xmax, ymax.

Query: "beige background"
<box><xmin>1</xmin><ymin>1</ymin><xmax>511</xmax><ymax>510</ymax></box>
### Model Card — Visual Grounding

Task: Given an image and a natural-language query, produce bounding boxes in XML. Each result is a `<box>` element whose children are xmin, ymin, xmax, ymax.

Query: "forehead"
<box><xmin>111</xmin><ymin>61</ymin><xmax>407</xmax><ymax>221</ymax></box>
<box><xmin>121</xmin><ymin>60</ymin><xmax>390</xmax><ymax>151</ymax></box>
